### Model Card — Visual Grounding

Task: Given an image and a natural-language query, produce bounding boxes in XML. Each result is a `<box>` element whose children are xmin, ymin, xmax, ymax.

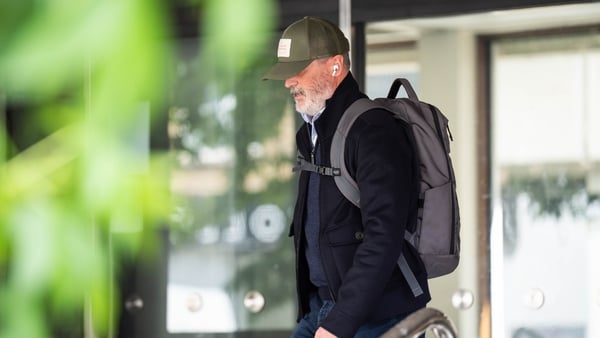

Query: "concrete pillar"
<box><xmin>418</xmin><ymin>29</ymin><xmax>479</xmax><ymax>338</ymax></box>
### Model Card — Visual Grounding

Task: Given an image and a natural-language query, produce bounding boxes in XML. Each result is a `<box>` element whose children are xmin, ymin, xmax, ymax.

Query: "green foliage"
<box><xmin>0</xmin><ymin>0</ymin><xmax>174</xmax><ymax>337</ymax></box>
<box><xmin>201</xmin><ymin>0</ymin><xmax>277</xmax><ymax>81</ymax></box>
<box><xmin>1</xmin><ymin>0</ymin><xmax>280</xmax><ymax>335</ymax></box>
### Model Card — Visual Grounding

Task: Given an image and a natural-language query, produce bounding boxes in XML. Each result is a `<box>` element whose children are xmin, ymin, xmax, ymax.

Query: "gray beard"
<box><xmin>292</xmin><ymin>75</ymin><xmax>334</xmax><ymax>116</ymax></box>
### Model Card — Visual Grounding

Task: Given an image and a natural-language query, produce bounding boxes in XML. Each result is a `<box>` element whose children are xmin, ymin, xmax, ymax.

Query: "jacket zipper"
<box><xmin>306</xmin><ymin>122</ymin><xmax>336</xmax><ymax>302</ymax></box>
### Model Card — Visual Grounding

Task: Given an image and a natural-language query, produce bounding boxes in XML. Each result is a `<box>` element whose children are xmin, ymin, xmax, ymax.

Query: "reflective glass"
<box><xmin>165</xmin><ymin>41</ymin><xmax>297</xmax><ymax>335</ymax></box>
<box><xmin>490</xmin><ymin>31</ymin><xmax>600</xmax><ymax>338</ymax></box>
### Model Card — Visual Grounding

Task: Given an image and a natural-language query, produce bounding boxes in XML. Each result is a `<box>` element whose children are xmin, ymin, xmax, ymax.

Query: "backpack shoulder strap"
<box><xmin>331</xmin><ymin>98</ymin><xmax>385</xmax><ymax>208</ymax></box>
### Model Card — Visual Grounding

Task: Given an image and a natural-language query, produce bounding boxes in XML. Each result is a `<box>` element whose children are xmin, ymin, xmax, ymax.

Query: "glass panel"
<box><xmin>490</xmin><ymin>32</ymin><xmax>600</xmax><ymax>338</ymax></box>
<box><xmin>365</xmin><ymin>41</ymin><xmax>419</xmax><ymax>97</ymax></box>
<box><xmin>165</xmin><ymin>40</ymin><xmax>297</xmax><ymax>335</ymax></box>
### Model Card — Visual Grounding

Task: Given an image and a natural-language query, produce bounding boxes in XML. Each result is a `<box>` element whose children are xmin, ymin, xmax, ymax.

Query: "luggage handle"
<box><xmin>387</xmin><ymin>78</ymin><xmax>419</xmax><ymax>102</ymax></box>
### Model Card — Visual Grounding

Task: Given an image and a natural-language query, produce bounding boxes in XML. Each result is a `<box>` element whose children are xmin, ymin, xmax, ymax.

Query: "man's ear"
<box><xmin>331</xmin><ymin>54</ymin><xmax>345</xmax><ymax>69</ymax></box>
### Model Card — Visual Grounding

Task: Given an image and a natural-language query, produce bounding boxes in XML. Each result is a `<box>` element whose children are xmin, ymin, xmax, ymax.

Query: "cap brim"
<box><xmin>261</xmin><ymin>60</ymin><xmax>312</xmax><ymax>80</ymax></box>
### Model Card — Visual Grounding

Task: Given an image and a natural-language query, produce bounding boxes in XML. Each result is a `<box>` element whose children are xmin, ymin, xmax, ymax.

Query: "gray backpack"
<box><xmin>295</xmin><ymin>78</ymin><xmax>460</xmax><ymax>297</ymax></box>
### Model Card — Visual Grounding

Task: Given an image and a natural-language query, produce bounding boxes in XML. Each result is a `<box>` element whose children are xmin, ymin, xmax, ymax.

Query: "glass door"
<box><xmin>490</xmin><ymin>30</ymin><xmax>600</xmax><ymax>338</ymax></box>
<box><xmin>164</xmin><ymin>40</ymin><xmax>298</xmax><ymax>337</ymax></box>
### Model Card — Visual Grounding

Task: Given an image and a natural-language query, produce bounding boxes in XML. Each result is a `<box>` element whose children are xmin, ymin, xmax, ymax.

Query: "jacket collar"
<box><xmin>313</xmin><ymin>72</ymin><xmax>367</xmax><ymax>141</ymax></box>
<box><xmin>295</xmin><ymin>73</ymin><xmax>366</xmax><ymax>155</ymax></box>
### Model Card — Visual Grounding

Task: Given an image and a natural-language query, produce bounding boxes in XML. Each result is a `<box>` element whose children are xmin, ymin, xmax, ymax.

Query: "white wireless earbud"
<box><xmin>332</xmin><ymin>64</ymin><xmax>339</xmax><ymax>76</ymax></box>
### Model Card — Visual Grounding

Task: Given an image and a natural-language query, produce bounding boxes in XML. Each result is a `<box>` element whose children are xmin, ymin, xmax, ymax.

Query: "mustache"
<box><xmin>290</xmin><ymin>87</ymin><xmax>305</xmax><ymax>96</ymax></box>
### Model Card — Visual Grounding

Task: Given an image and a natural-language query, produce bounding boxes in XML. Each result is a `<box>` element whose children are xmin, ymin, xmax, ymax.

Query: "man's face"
<box><xmin>284</xmin><ymin>59</ymin><xmax>334</xmax><ymax>116</ymax></box>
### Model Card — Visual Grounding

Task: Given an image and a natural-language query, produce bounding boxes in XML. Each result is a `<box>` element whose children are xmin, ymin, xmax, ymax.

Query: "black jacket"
<box><xmin>290</xmin><ymin>73</ymin><xmax>431</xmax><ymax>338</ymax></box>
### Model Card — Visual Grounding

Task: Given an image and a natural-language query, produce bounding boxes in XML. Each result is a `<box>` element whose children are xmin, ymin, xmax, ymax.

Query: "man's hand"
<box><xmin>314</xmin><ymin>326</ymin><xmax>337</xmax><ymax>338</ymax></box>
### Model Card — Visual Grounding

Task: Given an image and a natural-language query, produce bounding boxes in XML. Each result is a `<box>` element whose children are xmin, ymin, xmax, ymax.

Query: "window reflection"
<box><xmin>165</xmin><ymin>42</ymin><xmax>296</xmax><ymax>334</ymax></box>
<box><xmin>491</xmin><ymin>31</ymin><xmax>600</xmax><ymax>338</ymax></box>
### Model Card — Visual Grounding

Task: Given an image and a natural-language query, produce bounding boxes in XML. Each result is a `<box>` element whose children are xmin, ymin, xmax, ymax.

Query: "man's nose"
<box><xmin>284</xmin><ymin>77</ymin><xmax>297</xmax><ymax>88</ymax></box>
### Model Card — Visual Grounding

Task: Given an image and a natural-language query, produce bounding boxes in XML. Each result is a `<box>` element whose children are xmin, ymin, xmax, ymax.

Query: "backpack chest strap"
<box><xmin>293</xmin><ymin>155</ymin><xmax>341</xmax><ymax>177</ymax></box>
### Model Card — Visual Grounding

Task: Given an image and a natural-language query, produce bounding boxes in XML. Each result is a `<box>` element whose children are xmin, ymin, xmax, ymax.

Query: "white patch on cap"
<box><xmin>277</xmin><ymin>38</ymin><xmax>292</xmax><ymax>58</ymax></box>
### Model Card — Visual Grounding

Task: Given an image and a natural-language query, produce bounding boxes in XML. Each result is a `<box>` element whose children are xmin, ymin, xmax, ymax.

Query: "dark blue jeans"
<box><xmin>290</xmin><ymin>293</ymin><xmax>415</xmax><ymax>338</ymax></box>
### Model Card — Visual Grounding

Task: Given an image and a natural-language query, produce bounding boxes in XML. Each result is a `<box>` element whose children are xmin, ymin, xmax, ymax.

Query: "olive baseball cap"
<box><xmin>262</xmin><ymin>16</ymin><xmax>350</xmax><ymax>80</ymax></box>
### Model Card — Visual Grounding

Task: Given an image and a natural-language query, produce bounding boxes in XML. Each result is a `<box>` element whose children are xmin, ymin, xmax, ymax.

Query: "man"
<box><xmin>263</xmin><ymin>16</ymin><xmax>430</xmax><ymax>338</ymax></box>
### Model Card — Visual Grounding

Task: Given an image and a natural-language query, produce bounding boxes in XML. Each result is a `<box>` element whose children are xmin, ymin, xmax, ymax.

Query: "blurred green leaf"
<box><xmin>0</xmin><ymin>0</ymin><xmax>277</xmax><ymax>336</ymax></box>
<box><xmin>0</xmin><ymin>0</ymin><xmax>174</xmax><ymax>336</ymax></box>
<box><xmin>202</xmin><ymin>0</ymin><xmax>276</xmax><ymax>81</ymax></box>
